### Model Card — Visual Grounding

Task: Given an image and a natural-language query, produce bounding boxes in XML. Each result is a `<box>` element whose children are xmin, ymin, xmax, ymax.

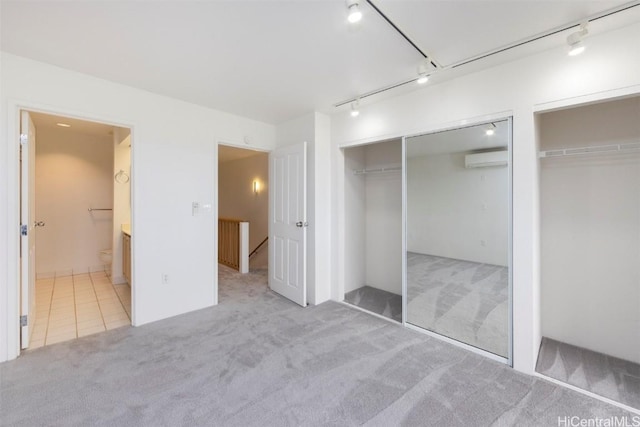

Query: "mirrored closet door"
<box><xmin>404</xmin><ymin>120</ymin><xmax>512</xmax><ymax>359</ymax></box>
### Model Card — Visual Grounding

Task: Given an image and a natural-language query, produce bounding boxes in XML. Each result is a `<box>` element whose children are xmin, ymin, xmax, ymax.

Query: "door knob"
<box><xmin>34</xmin><ymin>221</ymin><xmax>45</xmax><ymax>227</ymax></box>
<box><xmin>295</xmin><ymin>221</ymin><xmax>308</xmax><ymax>228</ymax></box>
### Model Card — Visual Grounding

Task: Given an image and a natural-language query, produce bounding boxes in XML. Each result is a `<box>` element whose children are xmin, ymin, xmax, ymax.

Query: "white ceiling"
<box><xmin>29</xmin><ymin>111</ymin><xmax>118</xmax><ymax>138</ymax></box>
<box><xmin>2</xmin><ymin>1</ymin><xmax>638</xmax><ymax>125</ymax></box>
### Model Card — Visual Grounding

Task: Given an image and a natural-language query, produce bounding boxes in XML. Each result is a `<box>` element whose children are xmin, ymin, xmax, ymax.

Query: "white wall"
<box><xmin>539</xmin><ymin>97</ymin><xmax>640</xmax><ymax>364</ymax></box>
<box><xmin>34</xmin><ymin>125</ymin><xmax>114</xmax><ymax>276</ymax></box>
<box><xmin>407</xmin><ymin>153</ymin><xmax>508</xmax><ymax>266</ymax></box>
<box><xmin>364</xmin><ymin>141</ymin><xmax>402</xmax><ymax>294</ymax></box>
<box><xmin>331</xmin><ymin>23</ymin><xmax>640</xmax><ymax>373</ymax></box>
<box><xmin>343</xmin><ymin>145</ymin><xmax>365</xmax><ymax>293</ymax></box>
<box><xmin>1</xmin><ymin>53</ymin><xmax>276</xmax><ymax>362</ymax></box>
<box><xmin>112</xmin><ymin>128</ymin><xmax>131</xmax><ymax>284</ymax></box>
<box><xmin>218</xmin><ymin>151</ymin><xmax>269</xmax><ymax>269</ymax></box>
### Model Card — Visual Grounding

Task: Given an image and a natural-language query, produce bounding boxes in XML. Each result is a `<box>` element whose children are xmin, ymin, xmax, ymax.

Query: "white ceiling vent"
<box><xmin>465</xmin><ymin>150</ymin><xmax>508</xmax><ymax>168</ymax></box>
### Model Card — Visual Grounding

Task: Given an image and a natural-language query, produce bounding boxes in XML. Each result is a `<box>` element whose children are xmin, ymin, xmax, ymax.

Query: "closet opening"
<box><xmin>342</xmin><ymin>139</ymin><xmax>403</xmax><ymax>322</ymax></box>
<box><xmin>536</xmin><ymin>95</ymin><xmax>640</xmax><ymax>409</ymax></box>
<box><xmin>20</xmin><ymin>110</ymin><xmax>132</xmax><ymax>351</ymax></box>
<box><xmin>217</xmin><ymin>144</ymin><xmax>269</xmax><ymax>303</ymax></box>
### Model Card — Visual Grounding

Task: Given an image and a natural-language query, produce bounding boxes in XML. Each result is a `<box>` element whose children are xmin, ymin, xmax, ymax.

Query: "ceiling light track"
<box><xmin>449</xmin><ymin>1</ymin><xmax>639</xmax><ymax>70</ymax></box>
<box><xmin>335</xmin><ymin>1</ymin><xmax>639</xmax><ymax>111</ymax></box>
<box><xmin>365</xmin><ymin>0</ymin><xmax>439</xmax><ymax>69</ymax></box>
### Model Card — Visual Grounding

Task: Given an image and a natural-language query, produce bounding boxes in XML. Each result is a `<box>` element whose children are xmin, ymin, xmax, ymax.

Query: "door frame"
<box><xmin>214</xmin><ymin>141</ymin><xmax>271</xmax><ymax>304</ymax></box>
<box><xmin>4</xmin><ymin>100</ymin><xmax>136</xmax><ymax>361</ymax></box>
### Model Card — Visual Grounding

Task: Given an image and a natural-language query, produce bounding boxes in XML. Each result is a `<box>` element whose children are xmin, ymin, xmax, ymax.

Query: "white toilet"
<box><xmin>99</xmin><ymin>249</ymin><xmax>112</xmax><ymax>276</ymax></box>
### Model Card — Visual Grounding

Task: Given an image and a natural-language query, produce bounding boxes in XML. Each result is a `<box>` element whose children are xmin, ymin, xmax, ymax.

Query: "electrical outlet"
<box><xmin>161</xmin><ymin>274</ymin><xmax>169</xmax><ymax>284</ymax></box>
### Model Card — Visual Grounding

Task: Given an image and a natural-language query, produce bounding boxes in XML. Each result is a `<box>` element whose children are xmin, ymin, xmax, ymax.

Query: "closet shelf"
<box><xmin>539</xmin><ymin>141</ymin><xmax>640</xmax><ymax>158</ymax></box>
<box><xmin>353</xmin><ymin>166</ymin><xmax>402</xmax><ymax>175</ymax></box>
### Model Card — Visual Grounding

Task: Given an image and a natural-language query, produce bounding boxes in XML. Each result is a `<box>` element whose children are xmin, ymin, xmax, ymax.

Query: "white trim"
<box><xmin>338</xmin><ymin>301</ymin><xmax>402</xmax><ymax>326</ymax></box>
<box><xmin>337</xmin><ymin>110</ymin><xmax>513</xmax><ymax>149</ymax></box>
<box><xmin>533</xmin><ymin>84</ymin><xmax>640</xmax><ymax>113</ymax></box>
<box><xmin>4</xmin><ymin>99</ymin><xmax>137</xmax><ymax>362</ymax></box>
<box><xmin>534</xmin><ymin>372</ymin><xmax>640</xmax><ymax>416</ymax></box>
<box><xmin>405</xmin><ymin>322</ymin><xmax>510</xmax><ymax>365</ymax></box>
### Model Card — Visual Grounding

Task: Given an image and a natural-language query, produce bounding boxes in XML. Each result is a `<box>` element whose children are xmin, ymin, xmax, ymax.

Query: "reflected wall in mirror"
<box><xmin>405</xmin><ymin>119</ymin><xmax>511</xmax><ymax>358</ymax></box>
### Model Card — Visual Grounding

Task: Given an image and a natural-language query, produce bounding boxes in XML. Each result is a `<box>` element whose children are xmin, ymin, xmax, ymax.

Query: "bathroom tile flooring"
<box><xmin>30</xmin><ymin>271</ymin><xmax>131</xmax><ymax>349</ymax></box>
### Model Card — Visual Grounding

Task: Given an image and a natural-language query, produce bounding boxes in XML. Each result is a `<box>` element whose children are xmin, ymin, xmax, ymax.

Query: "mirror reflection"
<box><xmin>405</xmin><ymin>120</ymin><xmax>510</xmax><ymax>357</ymax></box>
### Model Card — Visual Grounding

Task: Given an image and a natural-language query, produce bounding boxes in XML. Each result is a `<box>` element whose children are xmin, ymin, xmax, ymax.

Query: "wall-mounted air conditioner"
<box><xmin>464</xmin><ymin>150</ymin><xmax>509</xmax><ymax>168</ymax></box>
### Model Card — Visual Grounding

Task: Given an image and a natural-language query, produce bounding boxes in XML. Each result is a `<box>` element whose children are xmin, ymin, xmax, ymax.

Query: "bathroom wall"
<box><xmin>218</xmin><ymin>150</ymin><xmax>269</xmax><ymax>269</ymax></box>
<box><xmin>34</xmin><ymin>125</ymin><xmax>114</xmax><ymax>276</ymax></box>
<box><xmin>112</xmin><ymin>128</ymin><xmax>131</xmax><ymax>284</ymax></box>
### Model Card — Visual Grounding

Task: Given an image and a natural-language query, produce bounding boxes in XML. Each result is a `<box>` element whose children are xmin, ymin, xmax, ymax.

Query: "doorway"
<box><xmin>20</xmin><ymin>110</ymin><xmax>133</xmax><ymax>350</ymax></box>
<box><xmin>217</xmin><ymin>144</ymin><xmax>269</xmax><ymax>302</ymax></box>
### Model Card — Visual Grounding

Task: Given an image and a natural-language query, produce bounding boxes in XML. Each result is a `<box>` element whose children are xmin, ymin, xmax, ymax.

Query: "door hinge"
<box><xmin>20</xmin><ymin>224</ymin><xmax>27</xmax><ymax>236</ymax></box>
<box><xmin>20</xmin><ymin>134</ymin><xmax>28</xmax><ymax>145</ymax></box>
<box><xmin>20</xmin><ymin>315</ymin><xmax>28</xmax><ymax>327</ymax></box>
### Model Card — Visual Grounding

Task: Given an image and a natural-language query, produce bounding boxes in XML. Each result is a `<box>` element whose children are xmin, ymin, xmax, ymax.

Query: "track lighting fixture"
<box><xmin>485</xmin><ymin>123</ymin><xmax>496</xmax><ymax>136</ymax></box>
<box><xmin>347</xmin><ymin>0</ymin><xmax>362</xmax><ymax>24</ymax></box>
<box><xmin>350</xmin><ymin>100</ymin><xmax>360</xmax><ymax>117</ymax></box>
<box><xmin>567</xmin><ymin>22</ymin><xmax>588</xmax><ymax>56</ymax></box>
<box><xmin>416</xmin><ymin>59</ymin><xmax>434</xmax><ymax>85</ymax></box>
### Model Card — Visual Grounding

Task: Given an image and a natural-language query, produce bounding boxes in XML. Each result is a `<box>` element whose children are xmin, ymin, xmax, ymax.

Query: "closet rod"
<box><xmin>539</xmin><ymin>141</ymin><xmax>640</xmax><ymax>158</ymax></box>
<box><xmin>353</xmin><ymin>166</ymin><xmax>402</xmax><ymax>175</ymax></box>
<box><xmin>88</xmin><ymin>208</ymin><xmax>113</xmax><ymax>212</ymax></box>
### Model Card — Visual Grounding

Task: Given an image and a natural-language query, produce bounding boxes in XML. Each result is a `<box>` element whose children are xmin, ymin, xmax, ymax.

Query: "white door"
<box><xmin>269</xmin><ymin>142</ymin><xmax>307</xmax><ymax>307</ymax></box>
<box><xmin>20</xmin><ymin>110</ymin><xmax>37</xmax><ymax>349</ymax></box>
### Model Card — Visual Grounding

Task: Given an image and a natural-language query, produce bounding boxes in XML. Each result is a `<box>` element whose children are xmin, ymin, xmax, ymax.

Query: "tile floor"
<box><xmin>30</xmin><ymin>271</ymin><xmax>131</xmax><ymax>348</ymax></box>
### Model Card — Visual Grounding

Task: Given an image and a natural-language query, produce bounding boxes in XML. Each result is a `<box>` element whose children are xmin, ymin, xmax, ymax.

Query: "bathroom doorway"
<box><xmin>217</xmin><ymin>144</ymin><xmax>269</xmax><ymax>302</ymax></box>
<box><xmin>19</xmin><ymin>110</ymin><xmax>133</xmax><ymax>350</ymax></box>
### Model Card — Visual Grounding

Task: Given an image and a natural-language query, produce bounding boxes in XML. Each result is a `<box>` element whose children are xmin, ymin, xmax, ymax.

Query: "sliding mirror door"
<box><xmin>405</xmin><ymin>119</ymin><xmax>511</xmax><ymax>360</ymax></box>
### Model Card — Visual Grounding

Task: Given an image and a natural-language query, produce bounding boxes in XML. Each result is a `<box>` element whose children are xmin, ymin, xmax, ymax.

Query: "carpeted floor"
<box><xmin>0</xmin><ymin>265</ymin><xmax>633</xmax><ymax>426</ymax></box>
<box><xmin>344</xmin><ymin>285</ymin><xmax>402</xmax><ymax>323</ymax></box>
<box><xmin>406</xmin><ymin>252</ymin><xmax>509</xmax><ymax>358</ymax></box>
<box><xmin>536</xmin><ymin>337</ymin><xmax>640</xmax><ymax>409</ymax></box>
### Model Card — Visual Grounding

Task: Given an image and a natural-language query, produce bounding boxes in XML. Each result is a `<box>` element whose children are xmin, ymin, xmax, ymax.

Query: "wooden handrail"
<box><xmin>249</xmin><ymin>237</ymin><xmax>268</xmax><ymax>258</ymax></box>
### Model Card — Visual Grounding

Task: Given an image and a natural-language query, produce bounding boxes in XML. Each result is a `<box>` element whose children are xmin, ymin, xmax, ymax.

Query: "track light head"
<box><xmin>417</xmin><ymin>74</ymin><xmax>429</xmax><ymax>85</ymax></box>
<box><xmin>350</xmin><ymin>100</ymin><xmax>360</xmax><ymax>117</ymax></box>
<box><xmin>485</xmin><ymin>123</ymin><xmax>496</xmax><ymax>136</ymax></box>
<box><xmin>416</xmin><ymin>58</ymin><xmax>434</xmax><ymax>84</ymax></box>
<box><xmin>567</xmin><ymin>22</ymin><xmax>588</xmax><ymax>56</ymax></box>
<box><xmin>347</xmin><ymin>0</ymin><xmax>362</xmax><ymax>24</ymax></box>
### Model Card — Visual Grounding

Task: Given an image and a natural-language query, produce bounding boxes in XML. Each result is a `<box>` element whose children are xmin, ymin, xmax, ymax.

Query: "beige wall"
<box><xmin>218</xmin><ymin>150</ymin><xmax>269</xmax><ymax>268</ymax></box>
<box><xmin>34</xmin><ymin>125</ymin><xmax>114</xmax><ymax>276</ymax></box>
<box><xmin>112</xmin><ymin>128</ymin><xmax>131</xmax><ymax>284</ymax></box>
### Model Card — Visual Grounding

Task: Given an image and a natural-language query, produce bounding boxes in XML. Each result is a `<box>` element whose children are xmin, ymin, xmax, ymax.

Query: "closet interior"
<box><xmin>536</xmin><ymin>96</ymin><xmax>640</xmax><ymax>408</ymax></box>
<box><xmin>343</xmin><ymin>139</ymin><xmax>403</xmax><ymax>322</ymax></box>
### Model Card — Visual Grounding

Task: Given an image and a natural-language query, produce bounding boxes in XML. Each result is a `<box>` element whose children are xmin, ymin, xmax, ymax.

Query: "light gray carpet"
<box><xmin>0</xmin><ymin>265</ymin><xmax>633</xmax><ymax>426</ymax></box>
<box><xmin>536</xmin><ymin>337</ymin><xmax>640</xmax><ymax>409</ymax></box>
<box><xmin>407</xmin><ymin>252</ymin><xmax>509</xmax><ymax>358</ymax></box>
<box><xmin>344</xmin><ymin>285</ymin><xmax>402</xmax><ymax>323</ymax></box>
